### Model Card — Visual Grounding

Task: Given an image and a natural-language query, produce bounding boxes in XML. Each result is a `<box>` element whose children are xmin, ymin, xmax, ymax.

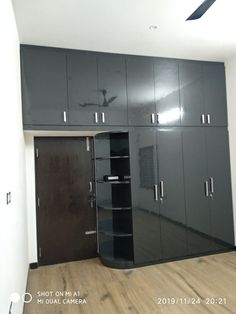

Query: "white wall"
<box><xmin>225</xmin><ymin>56</ymin><xmax>236</xmax><ymax>243</ymax></box>
<box><xmin>0</xmin><ymin>1</ymin><xmax>28</xmax><ymax>313</ymax></box>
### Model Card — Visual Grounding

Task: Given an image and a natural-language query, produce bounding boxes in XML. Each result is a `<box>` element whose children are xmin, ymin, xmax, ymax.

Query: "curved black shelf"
<box><xmin>100</xmin><ymin>255</ymin><xmax>134</xmax><ymax>269</ymax></box>
<box><xmin>98</xmin><ymin>203</ymin><xmax>132</xmax><ymax>211</ymax></box>
<box><xmin>97</xmin><ymin>180</ymin><xmax>130</xmax><ymax>184</ymax></box>
<box><xmin>99</xmin><ymin>220</ymin><xmax>133</xmax><ymax>237</ymax></box>
<box><xmin>95</xmin><ymin>155</ymin><xmax>129</xmax><ymax>160</ymax></box>
<box><xmin>99</xmin><ymin>229</ymin><xmax>133</xmax><ymax>237</ymax></box>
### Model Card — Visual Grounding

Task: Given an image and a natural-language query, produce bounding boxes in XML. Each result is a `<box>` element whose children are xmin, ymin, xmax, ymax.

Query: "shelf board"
<box><xmin>99</xmin><ymin>229</ymin><xmax>133</xmax><ymax>237</ymax></box>
<box><xmin>97</xmin><ymin>180</ymin><xmax>130</xmax><ymax>184</ymax></box>
<box><xmin>95</xmin><ymin>156</ymin><xmax>129</xmax><ymax>160</ymax></box>
<box><xmin>100</xmin><ymin>255</ymin><xmax>134</xmax><ymax>264</ymax></box>
<box><xmin>98</xmin><ymin>204</ymin><xmax>132</xmax><ymax>211</ymax></box>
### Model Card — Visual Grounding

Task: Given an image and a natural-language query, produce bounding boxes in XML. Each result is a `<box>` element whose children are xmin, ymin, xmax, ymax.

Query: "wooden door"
<box><xmin>35</xmin><ymin>137</ymin><xmax>97</xmax><ymax>265</ymax></box>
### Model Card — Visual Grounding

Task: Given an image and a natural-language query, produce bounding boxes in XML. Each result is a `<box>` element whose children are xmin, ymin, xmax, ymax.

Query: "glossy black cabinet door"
<box><xmin>204</xmin><ymin>64</ymin><xmax>227</xmax><ymax>126</ymax></box>
<box><xmin>206</xmin><ymin>128</ymin><xmax>234</xmax><ymax>247</ymax></box>
<box><xmin>154</xmin><ymin>59</ymin><xmax>181</xmax><ymax>126</ymax></box>
<box><xmin>129</xmin><ymin>128</ymin><xmax>162</xmax><ymax>263</ymax></box>
<box><xmin>97</xmin><ymin>54</ymin><xmax>128</xmax><ymax>125</ymax></box>
<box><xmin>67</xmin><ymin>51</ymin><xmax>99</xmax><ymax>125</ymax></box>
<box><xmin>156</xmin><ymin>128</ymin><xmax>187</xmax><ymax>259</ymax></box>
<box><xmin>182</xmin><ymin>128</ymin><xmax>214</xmax><ymax>254</ymax></box>
<box><xmin>127</xmin><ymin>56</ymin><xmax>156</xmax><ymax>126</ymax></box>
<box><xmin>179</xmin><ymin>61</ymin><xmax>205</xmax><ymax>126</ymax></box>
<box><xmin>21</xmin><ymin>45</ymin><xmax>68</xmax><ymax>125</ymax></box>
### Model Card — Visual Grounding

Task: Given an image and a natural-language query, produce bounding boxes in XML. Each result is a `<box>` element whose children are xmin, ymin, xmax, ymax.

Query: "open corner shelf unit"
<box><xmin>94</xmin><ymin>132</ymin><xmax>134</xmax><ymax>268</ymax></box>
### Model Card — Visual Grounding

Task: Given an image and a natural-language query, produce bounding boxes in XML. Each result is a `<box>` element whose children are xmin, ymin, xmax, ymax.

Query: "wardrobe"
<box><xmin>20</xmin><ymin>44</ymin><xmax>235</xmax><ymax>268</ymax></box>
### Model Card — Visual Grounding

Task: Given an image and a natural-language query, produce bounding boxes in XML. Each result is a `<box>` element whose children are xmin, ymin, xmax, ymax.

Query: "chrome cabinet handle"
<box><xmin>160</xmin><ymin>181</ymin><xmax>164</xmax><ymax>198</ymax></box>
<box><xmin>201</xmin><ymin>114</ymin><xmax>205</xmax><ymax>124</ymax></box>
<box><xmin>101</xmin><ymin>112</ymin><xmax>105</xmax><ymax>124</ymax></box>
<box><xmin>63</xmin><ymin>111</ymin><xmax>67</xmax><ymax>123</ymax></box>
<box><xmin>205</xmin><ymin>181</ymin><xmax>209</xmax><ymax>197</ymax></box>
<box><xmin>156</xmin><ymin>114</ymin><xmax>159</xmax><ymax>124</ymax></box>
<box><xmin>154</xmin><ymin>185</ymin><xmax>158</xmax><ymax>201</ymax></box>
<box><xmin>89</xmin><ymin>181</ymin><xmax>93</xmax><ymax>193</ymax></box>
<box><xmin>209</xmin><ymin>177</ymin><xmax>214</xmax><ymax>194</ymax></box>
<box><xmin>94</xmin><ymin>112</ymin><xmax>98</xmax><ymax>123</ymax></box>
<box><xmin>151</xmin><ymin>113</ymin><xmax>155</xmax><ymax>124</ymax></box>
<box><xmin>207</xmin><ymin>114</ymin><xmax>211</xmax><ymax>124</ymax></box>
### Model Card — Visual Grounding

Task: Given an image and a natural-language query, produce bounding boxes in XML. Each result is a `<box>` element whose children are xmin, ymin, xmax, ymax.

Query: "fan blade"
<box><xmin>186</xmin><ymin>0</ymin><xmax>216</xmax><ymax>21</ymax></box>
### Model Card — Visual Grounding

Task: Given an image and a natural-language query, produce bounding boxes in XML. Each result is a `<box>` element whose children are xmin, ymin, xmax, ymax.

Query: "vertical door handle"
<box><xmin>205</xmin><ymin>181</ymin><xmax>209</xmax><ymax>197</ymax></box>
<box><xmin>94</xmin><ymin>112</ymin><xmax>98</xmax><ymax>124</ymax></box>
<box><xmin>207</xmin><ymin>114</ymin><xmax>211</xmax><ymax>124</ymax></box>
<box><xmin>151</xmin><ymin>113</ymin><xmax>155</xmax><ymax>124</ymax></box>
<box><xmin>201</xmin><ymin>114</ymin><xmax>205</xmax><ymax>124</ymax></box>
<box><xmin>209</xmin><ymin>177</ymin><xmax>214</xmax><ymax>194</ymax></box>
<box><xmin>154</xmin><ymin>185</ymin><xmax>158</xmax><ymax>201</ymax></box>
<box><xmin>63</xmin><ymin>111</ymin><xmax>67</xmax><ymax>123</ymax></box>
<box><xmin>156</xmin><ymin>114</ymin><xmax>159</xmax><ymax>124</ymax></box>
<box><xmin>89</xmin><ymin>181</ymin><xmax>93</xmax><ymax>193</ymax></box>
<box><xmin>160</xmin><ymin>181</ymin><xmax>164</xmax><ymax>198</ymax></box>
<box><xmin>101</xmin><ymin>112</ymin><xmax>105</xmax><ymax>124</ymax></box>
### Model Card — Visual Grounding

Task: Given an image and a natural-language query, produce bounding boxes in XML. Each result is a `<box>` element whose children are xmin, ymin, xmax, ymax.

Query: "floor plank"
<box><xmin>24</xmin><ymin>252</ymin><xmax>236</xmax><ymax>314</ymax></box>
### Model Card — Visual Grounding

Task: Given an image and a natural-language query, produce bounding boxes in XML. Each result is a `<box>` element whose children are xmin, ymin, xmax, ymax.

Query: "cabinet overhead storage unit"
<box><xmin>20</xmin><ymin>44</ymin><xmax>235</xmax><ymax>268</ymax></box>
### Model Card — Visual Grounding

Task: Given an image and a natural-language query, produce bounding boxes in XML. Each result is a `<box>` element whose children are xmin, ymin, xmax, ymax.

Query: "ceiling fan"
<box><xmin>186</xmin><ymin>0</ymin><xmax>216</xmax><ymax>21</ymax></box>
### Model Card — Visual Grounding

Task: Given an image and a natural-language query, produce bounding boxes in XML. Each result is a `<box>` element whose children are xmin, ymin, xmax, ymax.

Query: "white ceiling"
<box><xmin>12</xmin><ymin>0</ymin><xmax>236</xmax><ymax>61</ymax></box>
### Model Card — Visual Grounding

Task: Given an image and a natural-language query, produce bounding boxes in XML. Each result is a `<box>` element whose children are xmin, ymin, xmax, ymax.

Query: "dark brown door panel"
<box><xmin>35</xmin><ymin>137</ymin><xmax>97</xmax><ymax>265</ymax></box>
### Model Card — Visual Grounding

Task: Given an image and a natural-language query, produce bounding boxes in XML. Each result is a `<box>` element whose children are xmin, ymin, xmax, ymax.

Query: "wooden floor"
<box><xmin>24</xmin><ymin>252</ymin><xmax>236</xmax><ymax>314</ymax></box>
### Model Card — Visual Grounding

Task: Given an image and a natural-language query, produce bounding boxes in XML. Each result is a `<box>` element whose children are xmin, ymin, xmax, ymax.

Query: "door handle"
<box><xmin>205</xmin><ymin>181</ymin><xmax>209</xmax><ymax>197</ymax></box>
<box><xmin>101</xmin><ymin>112</ymin><xmax>105</xmax><ymax>124</ymax></box>
<box><xmin>156</xmin><ymin>114</ymin><xmax>159</xmax><ymax>124</ymax></box>
<box><xmin>151</xmin><ymin>113</ymin><xmax>155</xmax><ymax>124</ymax></box>
<box><xmin>207</xmin><ymin>114</ymin><xmax>211</xmax><ymax>124</ymax></box>
<box><xmin>63</xmin><ymin>111</ymin><xmax>67</xmax><ymax>123</ymax></box>
<box><xmin>94</xmin><ymin>112</ymin><xmax>98</xmax><ymax>123</ymax></box>
<box><xmin>209</xmin><ymin>177</ymin><xmax>214</xmax><ymax>194</ymax></box>
<box><xmin>89</xmin><ymin>181</ymin><xmax>93</xmax><ymax>193</ymax></box>
<box><xmin>85</xmin><ymin>230</ymin><xmax>97</xmax><ymax>235</ymax></box>
<box><xmin>201</xmin><ymin>114</ymin><xmax>205</xmax><ymax>124</ymax></box>
<box><xmin>154</xmin><ymin>184</ymin><xmax>158</xmax><ymax>201</ymax></box>
<box><xmin>160</xmin><ymin>181</ymin><xmax>164</xmax><ymax>198</ymax></box>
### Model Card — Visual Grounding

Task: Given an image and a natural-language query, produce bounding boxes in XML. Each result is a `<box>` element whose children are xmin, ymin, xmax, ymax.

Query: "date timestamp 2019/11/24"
<box><xmin>153</xmin><ymin>297</ymin><xmax>227</xmax><ymax>305</ymax></box>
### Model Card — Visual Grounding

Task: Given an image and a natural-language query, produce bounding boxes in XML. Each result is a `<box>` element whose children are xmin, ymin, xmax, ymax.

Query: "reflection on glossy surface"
<box><xmin>206</xmin><ymin>128</ymin><xmax>234</xmax><ymax>246</ymax></box>
<box><xmin>157</xmin><ymin>128</ymin><xmax>188</xmax><ymax>258</ymax></box>
<box><xmin>131</xmin><ymin>127</ymin><xmax>233</xmax><ymax>265</ymax></box>
<box><xmin>127</xmin><ymin>56</ymin><xmax>156</xmax><ymax>125</ymax></box>
<box><xmin>98</xmin><ymin>89</ymin><xmax>117</xmax><ymax>107</ymax></box>
<box><xmin>179</xmin><ymin>61</ymin><xmax>205</xmax><ymax>126</ymax></box>
<box><xmin>68</xmin><ymin>51</ymin><xmax>99</xmax><ymax>125</ymax></box>
<box><xmin>130</xmin><ymin>127</ymin><xmax>162</xmax><ymax>263</ymax></box>
<box><xmin>155</xmin><ymin>59</ymin><xmax>181</xmax><ymax>126</ymax></box>
<box><xmin>97</xmin><ymin>53</ymin><xmax>128</xmax><ymax>125</ymax></box>
<box><xmin>158</xmin><ymin>107</ymin><xmax>184</xmax><ymax>124</ymax></box>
